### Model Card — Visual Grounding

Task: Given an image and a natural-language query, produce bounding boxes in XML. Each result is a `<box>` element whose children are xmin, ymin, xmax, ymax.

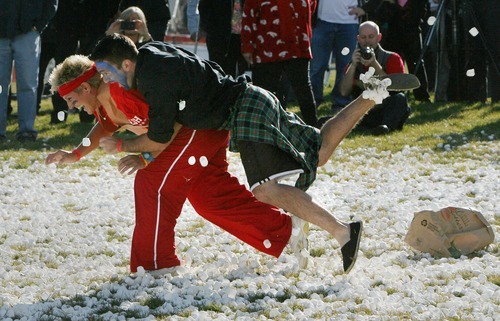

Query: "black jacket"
<box><xmin>0</xmin><ymin>0</ymin><xmax>58</xmax><ymax>38</ymax></box>
<box><xmin>361</xmin><ymin>0</ymin><xmax>427</xmax><ymax>30</ymax></box>
<box><xmin>135</xmin><ymin>42</ymin><xmax>248</xmax><ymax>143</ymax></box>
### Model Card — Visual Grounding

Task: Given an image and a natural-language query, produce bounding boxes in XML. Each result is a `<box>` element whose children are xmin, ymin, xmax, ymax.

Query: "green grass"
<box><xmin>1</xmin><ymin>87</ymin><xmax>499</xmax><ymax>166</ymax></box>
<box><xmin>309</xmin><ymin>96</ymin><xmax>499</xmax><ymax>153</ymax></box>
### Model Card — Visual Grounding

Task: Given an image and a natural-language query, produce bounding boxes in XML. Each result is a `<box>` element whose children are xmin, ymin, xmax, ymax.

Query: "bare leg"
<box><xmin>253</xmin><ymin>181</ymin><xmax>351</xmax><ymax>247</ymax></box>
<box><xmin>318</xmin><ymin>96</ymin><xmax>375</xmax><ymax>166</ymax></box>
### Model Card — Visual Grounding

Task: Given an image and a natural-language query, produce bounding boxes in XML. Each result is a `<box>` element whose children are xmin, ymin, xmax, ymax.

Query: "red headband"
<box><xmin>57</xmin><ymin>64</ymin><xmax>98</xmax><ymax>96</ymax></box>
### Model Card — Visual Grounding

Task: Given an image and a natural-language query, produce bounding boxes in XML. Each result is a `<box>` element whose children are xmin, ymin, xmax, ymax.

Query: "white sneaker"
<box><xmin>146</xmin><ymin>266</ymin><xmax>180</xmax><ymax>278</ymax></box>
<box><xmin>360</xmin><ymin>67</ymin><xmax>391</xmax><ymax>104</ymax></box>
<box><xmin>290</xmin><ymin>216</ymin><xmax>310</xmax><ymax>269</ymax></box>
<box><xmin>361</xmin><ymin>67</ymin><xmax>421</xmax><ymax>104</ymax></box>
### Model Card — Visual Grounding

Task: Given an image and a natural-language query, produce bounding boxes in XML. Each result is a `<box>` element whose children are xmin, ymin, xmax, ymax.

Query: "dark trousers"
<box><xmin>208</xmin><ymin>34</ymin><xmax>248</xmax><ymax>78</ymax></box>
<box><xmin>360</xmin><ymin>93</ymin><xmax>410</xmax><ymax>130</ymax></box>
<box><xmin>252</xmin><ymin>58</ymin><xmax>318</xmax><ymax>127</ymax></box>
<box><xmin>38</xmin><ymin>33</ymin><xmax>99</xmax><ymax>123</ymax></box>
<box><xmin>466</xmin><ymin>0</ymin><xmax>500</xmax><ymax>102</ymax></box>
<box><xmin>385</xmin><ymin>30</ymin><xmax>430</xmax><ymax>101</ymax></box>
<box><xmin>37</xmin><ymin>42</ymin><xmax>56</xmax><ymax>113</ymax></box>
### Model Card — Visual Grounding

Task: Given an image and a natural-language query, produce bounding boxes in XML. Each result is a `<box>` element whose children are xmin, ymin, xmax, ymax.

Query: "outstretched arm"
<box><xmin>318</xmin><ymin>97</ymin><xmax>375</xmax><ymax>166</ymax></box>
<box><xmin>45</xmin><ymin>123</ymin><xmax>113</xmax><ymax>165</ymax></box>
<box><xmin>99</xmin><ymin>122</ymin><xmax>183</xmax><ymax>156</ymax></box>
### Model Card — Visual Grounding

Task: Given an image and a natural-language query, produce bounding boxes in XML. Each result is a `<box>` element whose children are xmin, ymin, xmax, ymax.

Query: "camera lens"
<box><xmin>361</xmin><ymin>47</ymin><xmax>373</xmax><ymax>60</ymax></box>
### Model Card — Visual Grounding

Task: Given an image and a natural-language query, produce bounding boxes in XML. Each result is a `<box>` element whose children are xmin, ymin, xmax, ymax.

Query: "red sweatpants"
<box><xmin>131</xmin><ymin>127</ymin><xmax>292</xmax><ymax>272</ymax></box>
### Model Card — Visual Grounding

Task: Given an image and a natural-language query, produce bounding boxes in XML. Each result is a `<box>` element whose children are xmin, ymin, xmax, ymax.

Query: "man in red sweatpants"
<box><xmin>132</xmin><ymin>127</ymin><xmax>292</xmax><ymax>272</ymax></box>
<box><xmin>46</xmin><ymin>55</ymin><xmax>295</xmax><ymax>274</ymax></box>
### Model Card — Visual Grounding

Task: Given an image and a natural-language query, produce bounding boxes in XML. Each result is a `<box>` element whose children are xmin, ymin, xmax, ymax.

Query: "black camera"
<box><xmin>120</xmin><ymin>21</ymin><xmax>136</xmax><ymax>31</ymax></box>
<box><xmin>361</xmin><ymin>46</ymin><xmax>374</xmax><ymax>60</ymax></box>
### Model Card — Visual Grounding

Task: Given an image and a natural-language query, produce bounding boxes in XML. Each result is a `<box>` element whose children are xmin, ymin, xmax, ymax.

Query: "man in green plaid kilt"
<box><xmin>92</xmin><ymin>34</ymin><xmax>419</xmax><ymax>273</ymax></box>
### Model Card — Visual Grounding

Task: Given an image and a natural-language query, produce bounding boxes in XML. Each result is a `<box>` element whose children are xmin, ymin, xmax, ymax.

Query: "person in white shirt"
<box><xmin>309</xmin><ymin>0</ymin><xmax>360</xmax><ymax>113</ymax></box>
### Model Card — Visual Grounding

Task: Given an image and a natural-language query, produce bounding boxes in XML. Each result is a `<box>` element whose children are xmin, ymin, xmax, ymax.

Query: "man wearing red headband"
<box><xmin>46</xmin><ymin>55</ymin><xmax>309</xmax><ymax>274</ymax></box>
<box><xmin>90</xmin><ymin>34</ymin><xmax>420</xmax><ymax>274</ymax></box>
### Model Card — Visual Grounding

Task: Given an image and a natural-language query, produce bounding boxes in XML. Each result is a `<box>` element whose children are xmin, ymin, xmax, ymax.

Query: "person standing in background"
<box><xmin>474</xmin><ymin>0</ymin><xmax>500</xmax><ymax>103</ymax></box>
<box><xmin>36</xmin><ymin>0</ymin><xmax>120</xmax><ymax>125</ymax></box>
<box><xmin>199</xmin><ymin>0</ymin><xmax>249</xmax><ymax>78</ymax></box>
<box><xmin>187</xmin><ymin>0</ymin><xmax>204</xmax><ymax>42</ymax></box>
<box><xmin>309</xmin><ymin>0</ymin><xmax>360</xmax><ymax>113</ymax></box>
<box><xmin>241</xmin><ymin>0</ymin><xmax>318</xmax><ymax>127</ymax></box>
<box><xmin>458</xmin><ymin>0</ymin><xmax>499</xmax><ymax>103</ymax></box>
<box><xmin>36</xmin><ymin>19</ymin><xmax>57</xmax><ymax>117</ymax></box>
<box><xmin>0</xmin><ymin>0</ymin><xmax>58</xmax><ymax>142</ymax></box>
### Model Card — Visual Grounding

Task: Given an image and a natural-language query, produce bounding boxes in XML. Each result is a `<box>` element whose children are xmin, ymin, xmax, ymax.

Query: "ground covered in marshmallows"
<box><xmin>0</xmin><ymin>141</ymin><xmax>498</xmax><ymax>320</ymax></box>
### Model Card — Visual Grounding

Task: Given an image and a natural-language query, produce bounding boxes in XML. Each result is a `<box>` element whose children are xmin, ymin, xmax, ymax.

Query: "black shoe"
<box><xmin>371</xmin><ymin>125</ymin><xmax>390</xmax><ymax>136</ymax></box>
<box><xmin>341</xmin><ymin>221</ymin><xmax>363</xmax><ymax>274</ymax></box>
<box><xmin>15</xmin><ymin>131</ymin><xmax>37</xmax><ymax>142</ymax></box>
<box><xmin>380</xmin><ymin>74</ymin><xmax>421</xmax><ymax>91</ymax></box>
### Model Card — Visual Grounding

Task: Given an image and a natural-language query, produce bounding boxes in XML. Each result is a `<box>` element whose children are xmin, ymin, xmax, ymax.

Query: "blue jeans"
<box><xmin>310</xmin><ymin>20</ymin><xmax>358</xmax><ymax>108</ymax></box>
<box><xmin>0</xmin><ymin>31</ymin><xmax>41</xmax><ymax>136</ymax></box>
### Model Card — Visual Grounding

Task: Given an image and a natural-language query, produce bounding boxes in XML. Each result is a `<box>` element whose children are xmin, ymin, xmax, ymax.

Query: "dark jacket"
<box><xmin>199</xmin><ymin>0</ymin><xmax>245</xmax><ymax>57</ymax></box>
<box><xmin>0</xmin><ymin>0</ymin><xmax>58</xmax><ymax>39</ymax></box>
<box><xmin>361</xmin><ymin>0</ymin><xmax>427</xmax><ymax>31</ymax></box>
<box><xmin>135</xmin><ymin>42</ymin><xmax>248</xmax><ymax>143</ymax></box>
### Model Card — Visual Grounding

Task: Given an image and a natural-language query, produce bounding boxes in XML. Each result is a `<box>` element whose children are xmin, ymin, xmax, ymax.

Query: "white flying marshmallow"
<box><xmin>82</xmin><ymin>138</ymin><xmax>91</xmax><ymax>146</ymax></box>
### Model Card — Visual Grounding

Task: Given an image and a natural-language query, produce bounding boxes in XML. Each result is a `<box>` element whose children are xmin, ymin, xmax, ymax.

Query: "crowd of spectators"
<box><xmin>1</xmin><ymin>0</ymin><xmax>497</xmax><ymax>143</ymax></box>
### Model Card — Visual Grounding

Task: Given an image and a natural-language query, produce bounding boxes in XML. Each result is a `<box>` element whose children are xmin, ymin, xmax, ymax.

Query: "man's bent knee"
<box><xmin>318</xmin><ymin>148</ymin><xmax>329</xmax><ymax>167</ymax></box>
<box><xmin>252</xmin><ymin>183</ymin><xmax>277</xmax><ymax>204</ymax></box>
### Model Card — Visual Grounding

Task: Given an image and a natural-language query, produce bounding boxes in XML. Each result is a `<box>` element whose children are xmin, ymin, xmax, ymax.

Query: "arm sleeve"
<box><xmin>385</xmin><ymin>53</ymin><xmax>405</xmax><ymax>74</ymax></box>
<box><xmin>38</xmin><ymin>0</ymin><xmax>58</xmax><ymax>32</ymax></box>
<box><xmin>140</xmin><ymin>59</ymin><xmax>187</xmax><ymax>144</ymax></box>
<box><xmin>143</xmin><ymin>83</ymin><xmax>178</xmax><ymax>143</ymax></box>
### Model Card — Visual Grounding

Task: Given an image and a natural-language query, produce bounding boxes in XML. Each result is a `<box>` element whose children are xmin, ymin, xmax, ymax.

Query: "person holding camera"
<box><xmin>349</xmin><ymin>0</ymin><xmax>430</xmax><ymax>102</ymax></box>
<box><xmin>339</xmin><ymin>21</ymin><xmax>411</xmax><ymax>135</ymax></box>
<box><xmin>106</xmin><ymin>6</ymin><xmax>153</xmax><ymax>46</ymax></box>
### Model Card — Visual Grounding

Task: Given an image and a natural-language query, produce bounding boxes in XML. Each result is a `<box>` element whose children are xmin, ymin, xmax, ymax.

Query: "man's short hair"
<box><xmin>90</xmin><ymin>34</ymin><xmax>139</xmax><ymax>66</ymax></box>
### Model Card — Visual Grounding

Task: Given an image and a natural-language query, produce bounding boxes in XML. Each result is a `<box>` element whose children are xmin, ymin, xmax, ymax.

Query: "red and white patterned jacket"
<box><xmin>241</xmin><ymin>0</ymin><xmax>317</xmax><ymax>64</ymax></box>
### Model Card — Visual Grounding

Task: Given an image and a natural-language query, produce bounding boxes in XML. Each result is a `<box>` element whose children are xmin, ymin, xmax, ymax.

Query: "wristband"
<box><xmin>141</xmin><ymin>152</ymin><xmax>155</xmax><ymax>163</ymax></box>
<box><xmin>116</xmin><ymin>139</ymin><xmax>123</xmax><ymax>152</ymax></box>
<box><xmin>72</xmin><ymin>149</ymin><xmax>82</xmax><ymax>161</ymax></box>
<box><xmin>138</xmin><ymin>154</ymin><xmax>149</xmax><ymax>167</ymax></box>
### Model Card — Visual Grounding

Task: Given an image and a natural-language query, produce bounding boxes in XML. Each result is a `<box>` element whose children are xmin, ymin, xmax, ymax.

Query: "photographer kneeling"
<box><xmin>339</xmin><ymin>21</ymin><xmax>411</xmax><ymax>136</ymax></box>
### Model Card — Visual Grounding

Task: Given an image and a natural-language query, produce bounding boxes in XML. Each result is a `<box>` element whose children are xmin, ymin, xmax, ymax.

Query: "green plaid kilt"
<box><xmin>219</xmin><ymin>85</ymin><xmax>322</xmax><ymax>191</ymax></box>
